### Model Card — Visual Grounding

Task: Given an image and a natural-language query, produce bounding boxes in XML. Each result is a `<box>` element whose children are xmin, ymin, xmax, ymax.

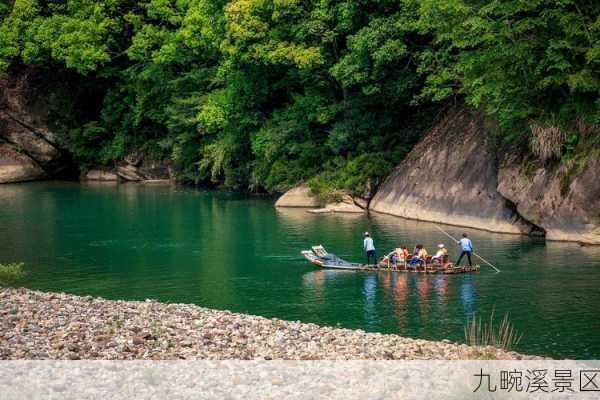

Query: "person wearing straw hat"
<box><xmin>363</xmin><ymin>232</ymin><xmax>376</xmax><ymax>266</ymax></box>
<box><xmin>432</xmin><ymin>243</ymin><xmax>448</xmax><ymax>263</ymax></box>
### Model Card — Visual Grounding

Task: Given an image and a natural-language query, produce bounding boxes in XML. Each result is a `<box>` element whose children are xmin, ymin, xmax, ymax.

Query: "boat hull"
<box><xmin>301</xmin><ymin>248</ymin><xmax>479</xmax><ymax>274</ymax></box>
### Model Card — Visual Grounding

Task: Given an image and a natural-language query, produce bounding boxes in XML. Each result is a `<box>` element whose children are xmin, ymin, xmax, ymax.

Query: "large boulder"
<box><xmin>0</xmin><ymin>69</ymin><xmax>66</xmax><ymax>183</ymax></box>
<box><xmin>314</xmin><ymin>194</ymin><xmax>366</xmax><ymax>213</ymax></box>
<box><xmin>498</xmin><ymin>154</ymin><xmax>600</xmax><ymax>245</ymax></box>
<box><xmin>369</xmin><ymin>107</ymin><xmax>537</xmax><ymax>234</ymax></box>
<box><xmin>275</xmin><ymin>184</ymin><xmax>321</xmax><ymax>208</ymax></box>
<box><xmin>0</xmin><ymin>144</ymin><xmax>45</xmax><ymax>183</ymax></box>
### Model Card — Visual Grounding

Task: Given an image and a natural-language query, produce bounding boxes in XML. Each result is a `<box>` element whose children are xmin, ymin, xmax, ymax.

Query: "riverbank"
<box><xmin>0</xmin><ymin>288</ymin><xmax>542</xmax><ymax>360</ymax></box>
<box><xmin>276</xmin><ymin>108</ymin><xmax>600</xmax><ymax>245</ymax></box>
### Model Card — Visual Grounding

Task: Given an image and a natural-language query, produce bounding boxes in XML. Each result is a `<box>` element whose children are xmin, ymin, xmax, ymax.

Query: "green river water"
<box><xmin>1</xmin><ymin>181</ymin><xmax>599</xmax><ymax>359</ymax></box>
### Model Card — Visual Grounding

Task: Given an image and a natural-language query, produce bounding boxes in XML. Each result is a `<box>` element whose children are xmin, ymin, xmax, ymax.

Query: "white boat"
<box><xmin>301</xmin><ymin>245</ymin><xmax>365</xmax><ymax>270</ymax></box>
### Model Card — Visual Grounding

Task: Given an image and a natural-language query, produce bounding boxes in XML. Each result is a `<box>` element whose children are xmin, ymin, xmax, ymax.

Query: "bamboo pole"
<box><xmin>434</xmin><ymin>225</ymin><xmax>501</xmax><ymax>273</ymax></box>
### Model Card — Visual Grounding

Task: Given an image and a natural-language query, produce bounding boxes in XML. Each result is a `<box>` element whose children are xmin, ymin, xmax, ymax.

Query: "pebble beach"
<box><xmin>0</xmin><ymin>288</ymin><xmax>541</xmax><ymax>360</ymax></box>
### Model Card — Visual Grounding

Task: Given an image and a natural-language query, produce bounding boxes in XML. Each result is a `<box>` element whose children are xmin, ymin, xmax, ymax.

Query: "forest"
<box><xmin>1</xmin><ymin>0</ymin><xmax>598</xmax><ymax>196</ymax></box>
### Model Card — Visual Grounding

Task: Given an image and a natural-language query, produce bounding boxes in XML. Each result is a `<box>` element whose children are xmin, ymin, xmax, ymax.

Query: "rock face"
<box><xmin>83</xmin><ymin>169</ymin><xmax>119</xmax><ymax>181</ymax></box>
<box><xmin>0</xmin><ymin>143</ymin><xmax>45</xmax><ymax>183</ymax></box>
<box><xmin>117</xmin><ymin>164</ymin><xmax>146</xmax><ymax>181</ymax></box>
<box><xmin>323</xmin><ymin>201</ymin><xmax>364</xmax><ymax>213</ymax></box>
<box><xmin>275</xmin><ymin>184</ymin><xmax>321</xmax><ymax>208</ymax></box>
<box><xmin>0</xmin><ymin>69</ymin><xmax>65</xmax><ymax>183</ymax></box>
<box><xmin>82</xmin><ymin>154</ymin><xmax>172</xmax><ymax>182</ymax></box>
<box><xmin>309</xmin><ymin>194</ymin><xmax>366</xmax><ymax>214</ymax></box>
<box><xmin>369</xmin><ymin>106</ymin><xmax>600</xmax><ymax>244</ymax></box>
<box><xmin>115</xmin><ymin>153</ymin><xmax>173</xmax><ymax>182</ymax></box>
<box><xmin>498</xmin><ymin>154</ymin><xmax>600</xmax><ymax>244</ymax></box>
<box><xmin>370</xmin><ymin>108</ymin><xmax>535</xmax><ymax>234</ymax></box>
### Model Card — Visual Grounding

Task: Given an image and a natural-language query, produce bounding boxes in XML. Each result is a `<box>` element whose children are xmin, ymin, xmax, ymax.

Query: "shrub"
<box><xmin>308</xmin><ymin>153</ymin><xmax>393</xmax><ymax>203</ymax></box>
<box><xmin>308</xmin><ymin>174</ymin><xmax>339</xmax><ymax>205</ymax></box>
<box><xmin>0</xmin><ymin>262</ymin><xmax>25</xmax><ymax>287</ymax></box>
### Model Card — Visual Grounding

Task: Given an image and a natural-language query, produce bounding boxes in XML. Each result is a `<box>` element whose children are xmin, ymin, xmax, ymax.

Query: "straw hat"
<box><xmin>438</xmin><ymin>244</ymin><xmax>445</xmax><ymax>248</ymax></box>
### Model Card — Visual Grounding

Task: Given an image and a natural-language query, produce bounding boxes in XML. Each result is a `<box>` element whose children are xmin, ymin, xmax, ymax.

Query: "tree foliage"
<box><xmin>1</xmin><ymin>0</ymin><xmax>598</xmax><ymax>192</ymax></box>
<box><xmin>418</xmin><ymin>0</ymin><xmax>600</xmax><ymax>140</ymax></box>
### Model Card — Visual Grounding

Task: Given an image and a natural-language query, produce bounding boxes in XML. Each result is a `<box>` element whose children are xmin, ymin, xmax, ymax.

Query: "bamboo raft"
<box><xmin>301</xmin><ymin>245</ymin><xmax>480</xmax><ymax>274</ymax></box>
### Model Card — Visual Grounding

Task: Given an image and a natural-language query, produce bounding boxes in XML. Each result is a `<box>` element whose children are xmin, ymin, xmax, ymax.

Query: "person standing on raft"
<box><xmin>363</xmin><ymin>232</ymin><xmax>376</xmax><ymax>266</ymax></box>
<box><xmin>456</xmin><ymin>233</ymin><xmax>473</xmax><ymax>266</ymax></box>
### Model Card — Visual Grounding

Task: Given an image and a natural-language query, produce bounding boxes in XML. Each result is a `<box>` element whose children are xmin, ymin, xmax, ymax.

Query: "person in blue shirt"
<box><xmin>363</xmin><ymin>232</ymin><xmax>376</xmax><ymax>266</ymax></box>
<box><xmin>456</xmin><ymin>233</ymin><xmax>473</xmax><ymax>266</ymax></box>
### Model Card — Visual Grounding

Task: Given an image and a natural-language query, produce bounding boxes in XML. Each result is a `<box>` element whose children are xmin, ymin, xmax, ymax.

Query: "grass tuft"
<box><xmin>530</xmin><ymin>121</ymin><xmax>566</xmax><ymax>163</ymax></box>
<box><xmin>0</xmin><ymin>262</ymin><xmax>25</xmax><ymax>287</ymax></box>
<box><xmin>464</xmin><ymin>310</ymin><xmax>523</xmax><ymax>352</ymax></box>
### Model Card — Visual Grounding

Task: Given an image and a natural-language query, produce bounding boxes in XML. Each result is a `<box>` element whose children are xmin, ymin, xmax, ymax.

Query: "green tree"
<box><xmin>418</xmin><ymin>0</ymin><xmax>600</xmax><ymax>141</ymax></box>
<box><xmin>1</xmin><ymin>0</ymin><xmax>596</xmax><ymax>192</ymax></box>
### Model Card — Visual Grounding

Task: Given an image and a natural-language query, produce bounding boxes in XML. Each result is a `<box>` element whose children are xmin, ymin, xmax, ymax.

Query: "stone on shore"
<box><xmin>307</xmin><ymin>208</ymin><xmax>332</xmax><ymax>214</ymax></box>
<box><xmin>0</xmin><ymin>144</ymin><xmax>45</xmax><ymax>183</ymax></box>
<box><xmin>0</xmin><ymin>288</ymin><xmax>542</xmax><ymax>361</ymax></box>
<box><xmin>324</xmin><ymin>194</ymin><xmax>365</xmax><ymax>213</ymax></box>
<box><xmin>83</xmin><ymin>169</ymin><xmax>119</xmax><ymax>181</ymax></box>
<box><xmin>117</xmin><ymin>164</ymin><xmax>145</xmax><ymax>181</ymax></box>
<box><xmin>309</xmin><ymin>195</ymin><xmax>365</xmax><ymax>214</ymax></box>
<box><xmin>142</xmin><ymin>179</ymin><xmax>172</xmax><ymax>185</ymax></box>
<box><xmin>275</xmin><ymin>184</ymin><xmax>321</xmax><ymax>208</ymax></box>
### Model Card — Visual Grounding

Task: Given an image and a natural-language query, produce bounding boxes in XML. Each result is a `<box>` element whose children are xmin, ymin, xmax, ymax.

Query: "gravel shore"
<box><xmin>0</xmin><ymin>288</ymin><xmax>541</xmax><ymax>360</ymax></box>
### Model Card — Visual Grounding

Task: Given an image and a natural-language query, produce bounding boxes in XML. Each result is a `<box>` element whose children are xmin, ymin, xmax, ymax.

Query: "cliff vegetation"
<box><xmin>1</xmin><ymin>0</ymin><xmax>598</xmax><ymax>193</ymax></box>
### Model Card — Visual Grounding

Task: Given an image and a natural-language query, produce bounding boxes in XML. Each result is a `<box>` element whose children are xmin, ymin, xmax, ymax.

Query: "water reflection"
<box><xmin>417</xmin><ymin>276</ymin><xmax>430</xmax><ymax>324</ymax></box>
<box><xmin>275</xmin><ymin>207</ymin><xmax>365</xmax><ymax>233</ymax></box>
<box><xmin>2</xmin><ymin>182</ymin><xmax>600</xmax><ymax>358</ymax></box>
<box><xmin>392</xmin><ymin>273</ymin><xmax>408</xmax><ymax>330</ymax></box>
<box><xmin>433</xmin><ymin>275</ymin><xmax>448</xmax><ymax>306</ymax></box>
<box><xmin>460</xmin><ymin>276</ymin><xmax>476</xmax><ymax>318</ymax></box>
<box><xmin>301</xmin><ymin>267</ymin><xmax>476</xmax><ymax>334</ymax></box>
<box><xmin>363</xmin><ymin>274</ymin><xmax>378</xmax><ymax>329</ymax></box>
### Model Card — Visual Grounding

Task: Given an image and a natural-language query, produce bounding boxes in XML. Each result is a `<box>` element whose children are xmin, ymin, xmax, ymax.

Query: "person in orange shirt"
<box><xmin>398</xmin><ymin>246</ymin><xmax>410</xmax><ymax>261</ymax></box>
<box><xmin>394</xmin><ymin>246</ymin><xmax>410</xmax><ymax>267</ymax></box>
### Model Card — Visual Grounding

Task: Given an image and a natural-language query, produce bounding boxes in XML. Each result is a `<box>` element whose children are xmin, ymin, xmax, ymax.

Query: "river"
<box><xmin>1</xmin><ymin>181</ymin><xmax>599</xmax><ymax>358</ymax></box>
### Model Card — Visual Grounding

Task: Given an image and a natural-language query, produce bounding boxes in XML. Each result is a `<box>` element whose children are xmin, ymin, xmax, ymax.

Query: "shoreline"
<box><xmin>0</xmin><ymin>288</ymin><xmax>544</xmax><ymax>360</ymax></box>
<box><xmin>370</xmin><ymin>209</ymin><xmax>600</xmax><ymax>246</ymax></box>
<box><xmin>3</xmin><ymin>179</ymin><xmax>597</xmax><ymax>246</ymax></box>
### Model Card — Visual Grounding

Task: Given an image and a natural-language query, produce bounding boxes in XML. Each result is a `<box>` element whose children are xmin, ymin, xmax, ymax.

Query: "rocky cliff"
<box><xmin>498</xmin><ymin>154</ymin><xmax>600</xmax><ymax>244</ymax></box>
<box><xmin>0</xmin><ymin>69</ymin><xmax>66</xmax><ymax>183</ymax></box>
<box><xmin>369</xmin><ymin>108</ymin><xmax>537</xmax><ymax>235</ymax></box>
<box><xmin>2</xmin><ymin>69</ymin><xmax>174</xmax><ymax>184</ymax></box>
<box><xmin>369</xmin><ymin>107</ymin><xmax>600</xmax><ymax>244</ymax></box>
<box><xmin>82</xmin><ymin>157</ymin><xmax>174</xmax><ymax>183</ymax></box>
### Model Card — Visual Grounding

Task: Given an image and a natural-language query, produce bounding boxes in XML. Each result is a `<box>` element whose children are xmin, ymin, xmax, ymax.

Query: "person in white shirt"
<box><xmin>456</xmin><ymin>233</ymin><xmax>473</xmax><ymax>266</ymax></box>
<box><xmin>363</xmin><ymin>232</ymin><xmax>376</xmax><ymax>266</ymax></box>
